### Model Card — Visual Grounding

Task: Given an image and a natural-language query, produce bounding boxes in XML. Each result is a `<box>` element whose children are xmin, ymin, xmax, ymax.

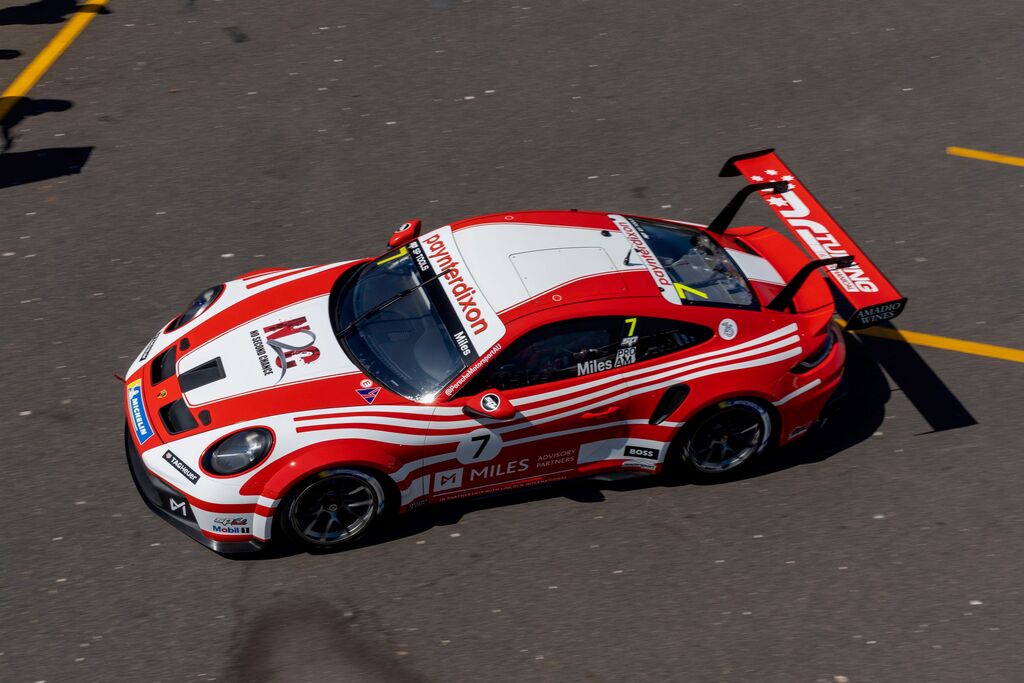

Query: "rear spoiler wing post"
<box><xmin>765</xmin><ymin>256</ymin><xmax>853</xmax><ymax>312</ymax></box>
<box><xmin>707</xmin><ymin>181</ymin><xmax>789</xmax><ymax>234</ymax></box>
<box><xmin>717</xmin><ymin>149</ymin><xmax>907</xmax><ymax>329</ymax></box>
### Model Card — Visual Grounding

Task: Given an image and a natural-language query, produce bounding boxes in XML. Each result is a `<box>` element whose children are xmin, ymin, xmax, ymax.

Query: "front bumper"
<box><xmin>124</xmin><ymin>424</ymin><xmax>265</xmax><ymax>554</ymax></box>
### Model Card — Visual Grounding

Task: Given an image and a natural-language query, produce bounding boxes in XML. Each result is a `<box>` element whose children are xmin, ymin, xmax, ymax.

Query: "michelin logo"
<box><xmin>127</xmin><ymin>379</ymin><xmax>154</xmax><ymax>443</ymax></box>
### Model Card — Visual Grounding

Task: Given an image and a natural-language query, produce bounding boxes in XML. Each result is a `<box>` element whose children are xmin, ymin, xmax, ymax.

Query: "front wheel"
<box><xmin>678</xmin><ymin>399</ymin><xmax>773</xmax><ymax>475</ymax></box>
<box><xmin>278</xmin><ymin>468</ymin><xmax>388</xmax><ymax>551</ymax></box>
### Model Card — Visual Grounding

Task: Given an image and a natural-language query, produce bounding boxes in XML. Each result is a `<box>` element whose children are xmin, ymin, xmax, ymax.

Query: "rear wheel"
<box><xmin>278</xmin><ymin>468</ymin><xmax>387</xmax><ymax>551</ymax></box>
<box><xmin>679</xmin><ymin>399</ymin><xmax>772</xmax><ymax>475</ymax></box>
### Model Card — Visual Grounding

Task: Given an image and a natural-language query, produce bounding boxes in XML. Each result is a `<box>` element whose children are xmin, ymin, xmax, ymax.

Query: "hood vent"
<box><xmin>179</xmin><ymin>357</ymin><xmax>225</xmax><ymax>393</ymax></box>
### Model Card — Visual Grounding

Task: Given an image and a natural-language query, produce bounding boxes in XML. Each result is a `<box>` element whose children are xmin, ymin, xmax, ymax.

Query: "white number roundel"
<box><xmin>455</xmin><ymin>428</ymin><xmax>503</xmax><ymax>464</ymax></box>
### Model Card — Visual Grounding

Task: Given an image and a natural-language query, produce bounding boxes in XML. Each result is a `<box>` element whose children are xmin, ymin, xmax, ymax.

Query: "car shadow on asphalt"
<box><xmin>0</xmin><ymin>96</ymin><xmax>94</xmax><ymax>189</ymax></box>
<box><xmin>0</xmin><ymin>0</ymin><xmax>109</xmax><ymax>26</ymax></box>
<box><xmin>0</xmin><ymin>144</ymin><xmax>93</xmax><ymax>189</ymax></box>
<box><xmin>229</xmin><ymin>330</ymin><xmax>929</xmax><ymax>561</ymax></box>
<box><xmin>832</xmin><ymin>289</ymin><xmax>976</xmax><ymax>433</ymax></box>
<box><xmin>1</xmin><ymin>96</ymin><xmax>73</xmax><ymax>150</ymax></box>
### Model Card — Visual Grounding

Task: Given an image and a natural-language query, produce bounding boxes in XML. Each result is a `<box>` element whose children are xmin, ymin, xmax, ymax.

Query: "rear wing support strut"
<box><xmin>766</xmin><ymin>256</ymin><xmax>853</xmax><ymax>312</ymax></box>
<box><xmin>707</xmin><ymin>181</ymin><xmax>789</xmax><ymax>234</ymax></box>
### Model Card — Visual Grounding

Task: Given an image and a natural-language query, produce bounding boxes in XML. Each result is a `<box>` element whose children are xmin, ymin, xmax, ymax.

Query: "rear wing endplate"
<box><xmin>720</xmin><ymin>149</ymin><xmax>906</xmax><ymax>329</ymax></box>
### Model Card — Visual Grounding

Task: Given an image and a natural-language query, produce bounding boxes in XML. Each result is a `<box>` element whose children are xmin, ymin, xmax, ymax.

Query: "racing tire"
<box><xmin>276</xmin><ymin>468</ymin><xmax>389</xmax><ymax>552</ymax></box>
<box><xmin>673</xmin><ymin>398</ymin><xmax>773</xmax><ymax>477</ymax></box>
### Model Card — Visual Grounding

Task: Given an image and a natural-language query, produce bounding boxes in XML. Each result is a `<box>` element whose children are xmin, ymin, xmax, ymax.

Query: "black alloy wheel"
<box><xmin>682</xmin><ymin>399</ymin><xmax>772</xmax><ymax>474</ymax></box>
<box><xmin>281</xmin><ymin>469</ymin><xmax>386</xmax><ymax>550</ymax></box>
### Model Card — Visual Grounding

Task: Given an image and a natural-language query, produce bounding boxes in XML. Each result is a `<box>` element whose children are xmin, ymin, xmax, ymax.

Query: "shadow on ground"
<box><xmin>0</xmin><ymin>0</ymin><xmax>108</xmax><ymax>26</ymax></box>
<box><xmin>833</xmin><ymin>294</ymin><xmax>976</xmax><ymax>433</ymax></box>
<box><xmin>2</xmin><ymin>96</ymin><xmax>73</xmax><ymax>151</ymax></box>
<box><xmin>0</xmin><ymin>144</ymin><xmax>92</xmax><ymax>189</ymax></box>
<box><xmin>0</xmin><ymin>96</ymin><xmax>91</xmax><ymax>189</ymax></box>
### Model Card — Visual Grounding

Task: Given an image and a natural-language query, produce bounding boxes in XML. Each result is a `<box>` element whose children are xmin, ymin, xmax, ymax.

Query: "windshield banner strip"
<box><xmin>609</xmin><ymin>214</ymin><xmax>681</xmax><ymax>305</ymax></box>
<box><xmin>415</xmin><ymin>227</ymin><xmax>505</xmax><ymax>356</ymax></box>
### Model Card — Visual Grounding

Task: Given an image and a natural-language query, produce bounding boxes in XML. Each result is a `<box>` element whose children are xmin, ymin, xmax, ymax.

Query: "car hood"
<box><xmin>177</xmin><ymin>293</ymin><xmax>358</xmax><ymax>407</ymax></box>
<box><xmin>125</xmin><ymin>260</ymin><xmax>414</xmax><ymax>442</ymax></box>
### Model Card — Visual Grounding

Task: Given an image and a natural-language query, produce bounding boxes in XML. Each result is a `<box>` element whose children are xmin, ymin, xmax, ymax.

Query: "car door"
<box><xmin>425</xmin><ymin>317</ymin><xmax>639</xmax><ymax>501</ymax></box>
<box><xmin>613</xmin><ymin>316</ymin><xmax>717</xmax><ymax>471</ymax></box>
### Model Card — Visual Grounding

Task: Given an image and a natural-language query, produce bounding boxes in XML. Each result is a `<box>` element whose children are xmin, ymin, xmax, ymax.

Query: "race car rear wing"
<box><xmin>718</xmin><ymin>149</ymin><xmax>906</xmax><ymax>329</ymax></box>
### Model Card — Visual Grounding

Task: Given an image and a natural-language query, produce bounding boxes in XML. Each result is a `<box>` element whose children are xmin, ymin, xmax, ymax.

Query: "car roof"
<box><xmin>415</xmin><ymin>209</ymin><xmax>793</xmax><ymax>362</ymax></box>
<box><xmin>446</xmin><ymin>210</ymin><xmax>675</xmax><ymax>322</ymax></box>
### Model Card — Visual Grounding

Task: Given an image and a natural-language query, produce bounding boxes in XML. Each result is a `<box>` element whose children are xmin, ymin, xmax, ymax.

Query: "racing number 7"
<box><xmin>470</xmin><ymin>434</ymin><xmax>490</xmax><ymax>459</ymax></box>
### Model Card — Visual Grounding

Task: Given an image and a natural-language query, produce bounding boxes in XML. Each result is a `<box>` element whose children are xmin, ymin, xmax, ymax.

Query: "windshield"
<box><xmin>332</xmin><ymin>246</ymin><xmax>470</xmax><ymax>401</ymax></box>
<box><xmin>629</xmin><ymin>218</ymin><xmax>756</xmax><ymax>308</ymax></box>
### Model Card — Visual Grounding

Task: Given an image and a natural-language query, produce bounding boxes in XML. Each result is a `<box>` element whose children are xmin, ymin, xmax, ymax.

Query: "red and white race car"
<box><xmin>123</xmin><ymin>149</ymin><xmax>906</xmax><ymax>553</ymax></box>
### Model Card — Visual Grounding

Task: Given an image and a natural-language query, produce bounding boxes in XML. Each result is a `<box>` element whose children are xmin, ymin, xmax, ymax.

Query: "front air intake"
<box><xmin>159</xmin><ymin>399</ymin><xmax>199</xmax><ymax>435</ymax></box>
<box><xmin>150</xmin><ymin>347</ymin><xmax>177</xmax><ymax>385</ymax></box>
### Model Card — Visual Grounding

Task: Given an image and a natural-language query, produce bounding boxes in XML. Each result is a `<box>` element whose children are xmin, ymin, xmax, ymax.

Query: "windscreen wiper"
<box><xmin>336</xmin><ymin>268</ymin><xmax>453</xmax><ymax>340</ymax></box>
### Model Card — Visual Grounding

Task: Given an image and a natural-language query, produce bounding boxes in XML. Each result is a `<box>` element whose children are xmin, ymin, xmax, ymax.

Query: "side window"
<box><xmin>631</xmin><ymin>317</ymin><xmax>713</xmax><ymax>362</ymax></box>
<box><xmin>464</xmin><ymin>318</ymin><xmax>619</xmax><ymax>393</ymax></box>
<box><xmin>461</xmin><ymin>316</ymin><xmax>713</xmax><ymax>395</ymax></box>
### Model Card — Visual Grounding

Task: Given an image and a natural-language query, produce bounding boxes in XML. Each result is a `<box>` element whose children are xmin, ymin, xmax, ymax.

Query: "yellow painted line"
<box><xmin>837</xmin><ymin>318</ymin><xmax>1024</xmax><ymax>364</ymax></box>
<box><xmin>946</xmin><ymin>146</ymin><xmax>1024</xmax><ymax>168</ymax></box>
<box><xmin>0</xmin><ymin>1</ymin><xmax>109</xmax><ymax>123</ymax></box>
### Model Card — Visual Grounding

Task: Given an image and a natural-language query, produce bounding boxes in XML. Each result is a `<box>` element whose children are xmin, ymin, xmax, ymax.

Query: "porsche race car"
<box><xmin>123</xmin><ymin>149</ymin><xmax>906</xmax><ymax>553</ymax></box>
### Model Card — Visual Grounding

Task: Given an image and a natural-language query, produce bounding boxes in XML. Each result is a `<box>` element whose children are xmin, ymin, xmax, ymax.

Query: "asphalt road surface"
<box><xmin>2</xmin><ymin>1</ymin><xmax>1022</xmax><ymax>681</ymax></box>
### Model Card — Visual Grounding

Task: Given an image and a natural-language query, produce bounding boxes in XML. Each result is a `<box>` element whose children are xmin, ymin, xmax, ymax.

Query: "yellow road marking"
<box><xmin>946</xmin><ymin>146</ymin><xmax>1024</xmax><ymax>168</ymax></box>
<box><xmin>0</xmin><ymin>1</ymin><xmax>109</xmax><ymax>123</ymax></box>
<box><xmin>838</xmin><ymin>319</ymin><xmax>1024</xmax><ymax>364</ymax></box>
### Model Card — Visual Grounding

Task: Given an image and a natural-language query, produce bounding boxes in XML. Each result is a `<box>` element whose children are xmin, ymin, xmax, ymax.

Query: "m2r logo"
<box><xmin>250</xmin><ymin>316</ymin><xmax>321</xmax><ymax>382</ymax></box>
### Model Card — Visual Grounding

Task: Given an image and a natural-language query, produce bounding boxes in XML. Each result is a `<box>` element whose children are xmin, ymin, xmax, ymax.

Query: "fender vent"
<box><xmin>649</xmin><ymin>384</ymin><xmax>690</xmax><ymax>425</ymax></box>
<box><xmin>159</xmin><ymin>399</ymin><xmax>199</xmax><ymax>435</ymax></box>
<box><xmin>179</xmin><ymin>357</ymin><xmax>225</xmax><ymax>393</ymax></box>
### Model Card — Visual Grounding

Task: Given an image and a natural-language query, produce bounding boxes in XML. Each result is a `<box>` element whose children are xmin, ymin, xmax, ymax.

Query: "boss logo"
<box><xmin>625</xmin><ymin>445</ymin><xmax>659</xmax><ymax>460</ymax></box>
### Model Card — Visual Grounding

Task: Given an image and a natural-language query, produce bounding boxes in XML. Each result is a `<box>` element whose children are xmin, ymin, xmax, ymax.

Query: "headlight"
<box><xmin>204</xmin><ymin>428</ymin><xmax>273</xmax><ymax>475</ymax></box>
<box><xmin>167</xmin><ymin>284</ymin><xmax>224</xmax><ymax>331</ymax></box>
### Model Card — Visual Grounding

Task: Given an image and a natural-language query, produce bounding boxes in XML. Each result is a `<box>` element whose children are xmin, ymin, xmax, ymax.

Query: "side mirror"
<box><xmin>462</xmin><ymin>390</ymin><xmax>517</xmax><ymax>420</ymax></box>
<box><xmin>388</xmin><ymin>219</ymin><xmax>422</xmax><ymax>249</ymax></box>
